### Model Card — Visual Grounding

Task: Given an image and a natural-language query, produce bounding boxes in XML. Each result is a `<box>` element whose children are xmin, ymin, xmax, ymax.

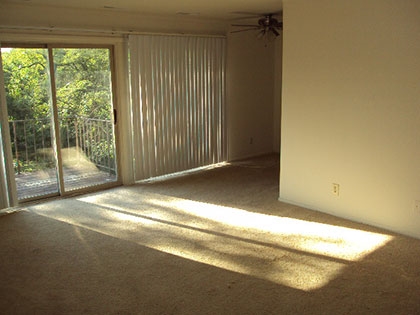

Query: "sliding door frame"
<box><xmin>0</xmin><ymin>48</ymin><xmax>18</xmax><ymax>208</ymax></box>
<box><xmin>0</xmin><ymin>39</ymin><xmax>123</xmax><ymax>205</ymax></box>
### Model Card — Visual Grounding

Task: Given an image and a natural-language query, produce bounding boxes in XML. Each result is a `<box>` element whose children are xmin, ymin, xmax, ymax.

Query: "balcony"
<box><xmin>9</xmin><ymin>117</ymin><xmax>117</xmax><ymax>200</ymax></box>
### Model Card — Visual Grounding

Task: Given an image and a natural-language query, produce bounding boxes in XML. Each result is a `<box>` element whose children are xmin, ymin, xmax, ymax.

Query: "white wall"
<box><xmin>226</xmin><ymin>31</ymin><xmax>277</xmax><ymax>160</ymax></box>
<box><xmin>273</xmin><ymin>37</ymin><xmax>283</xmax><ymax>153</ymax></box>
<box><xmin>280</xmin><ymin>0</ymin><xmax>420</xmax><ymax>238</ymax></box>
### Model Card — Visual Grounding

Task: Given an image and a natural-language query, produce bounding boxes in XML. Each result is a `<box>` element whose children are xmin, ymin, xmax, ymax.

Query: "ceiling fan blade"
<box><xmin>230</xmin><ymin>28</ymin><xmax>261</xmax><ymax>34</ymax></box>
<box><xmin>257</xmin><ymin>29</ymin><xmax>266</xmax><ymax>39</ymax></box>
<box><xmin>229</xmin><ymin>12</ymin><xmax>266</xmax><ymax>19</ymax></box>
<box><xmin>272</xmin><ymin>28</ymin><xmax>280</xmax><ymax>37</ymax></box>
<box><xmin>229</xmin><ymin>11</ymin><xmax>283</xmax><ymax>22</ymax></box>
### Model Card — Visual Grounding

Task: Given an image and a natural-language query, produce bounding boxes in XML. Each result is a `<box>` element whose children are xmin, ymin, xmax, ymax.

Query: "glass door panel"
<box><xmin>1</xmin><ymin>45</ymin><xmax>118</xmax><ymax>202</ymax></box>
<box><xmin>1</xmin><ymin>47</ymin><xmax>59</xmax><ymax>200</ymax></box>
<box><xmin>53</xmin><ymin>48</ymin><xmax>117</xmax><ymax>192</ymax></box>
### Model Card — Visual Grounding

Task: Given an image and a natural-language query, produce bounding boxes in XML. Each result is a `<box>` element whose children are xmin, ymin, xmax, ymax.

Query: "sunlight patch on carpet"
<box><xmin>26</xmin><ymin>191</ymin><xmax>393</xmax><ymax>291</ymax></box>
<box><xmin>146</xmin><ymin>196</ymin><xmax>391</xmax><ymax>261</ymax></box>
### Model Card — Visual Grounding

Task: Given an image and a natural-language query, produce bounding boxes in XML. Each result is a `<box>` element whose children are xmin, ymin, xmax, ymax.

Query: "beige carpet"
<box><xmin>1</xmin><ymin>154</ymin><xmax>420</xmax><ymax>314</ymax></box>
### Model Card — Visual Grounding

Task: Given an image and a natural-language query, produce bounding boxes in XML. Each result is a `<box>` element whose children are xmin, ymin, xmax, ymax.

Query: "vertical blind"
<box><xmin>129</xmin><ymin>35</ymin><xmax>226</xmax><ymax>180</ymax></box>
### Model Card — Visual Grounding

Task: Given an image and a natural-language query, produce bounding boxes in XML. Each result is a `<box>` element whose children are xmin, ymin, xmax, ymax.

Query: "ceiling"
<box><xmin>3</xmin><ymin>0</ymin><xmax>283</xmax><ymax>20</ymax></box>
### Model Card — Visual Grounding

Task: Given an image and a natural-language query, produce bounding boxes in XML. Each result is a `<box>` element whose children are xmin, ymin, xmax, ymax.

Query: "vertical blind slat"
<box><xmin>130</xmin><ymin>35</ymin><xmax>225</xmax><ymax>181</ymax></box>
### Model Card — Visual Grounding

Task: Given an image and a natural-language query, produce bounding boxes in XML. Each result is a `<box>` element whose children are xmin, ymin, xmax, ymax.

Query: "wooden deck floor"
<box><xmin>15</xmin><ymin>166</ymin><xmax>117</xmax><ymax>200</ymax></box>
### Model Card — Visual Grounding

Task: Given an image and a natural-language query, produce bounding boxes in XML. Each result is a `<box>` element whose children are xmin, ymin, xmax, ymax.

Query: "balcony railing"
<box><xmin>9</xmin><ymin>117</ymin><xmax>116</xmax><ymax>175</ymax></box>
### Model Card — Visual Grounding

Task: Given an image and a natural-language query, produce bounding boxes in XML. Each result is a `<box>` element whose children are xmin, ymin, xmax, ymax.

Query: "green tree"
<box><xmin>2</xmin><ymin>47</ymin><xmax>112</xmax><ymax>122</ymax></box>
<box><xmin>54</xmin><ymin>48</ymin><xmax>112</xmax><ymax>121</ymax></box>
<box><xmin>2</xmin><ymin>48</ymin><xmax>50</xmax><ymax>121</ymax></box>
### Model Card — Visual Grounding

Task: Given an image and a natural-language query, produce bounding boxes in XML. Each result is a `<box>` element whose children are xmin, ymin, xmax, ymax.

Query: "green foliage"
<box><xmin>2</xmin><ymin>49</ymin><xmax>50</xmax><ymax>120</ymax></box>
<box><xmin>14</xmin><ymin>157</ymin><xmax>54</xmax><ymax>173</ymax></box>
<box><xmin>2</xmin><ymin>47</ymin><xmax>116</xmax><ymax>174</ymax></box>
<box><xmin>3</xmin><ymin>47</ymin><xmax>112</xmax><ymax>122</ymax></box>
<box><xmin>54</xmin><ymin>48</ymin><xmax>112</xmax><ymax>121</ymax></box>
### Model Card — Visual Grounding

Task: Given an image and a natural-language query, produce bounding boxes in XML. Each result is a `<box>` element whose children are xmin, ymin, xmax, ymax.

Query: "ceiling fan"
<box><xmin>231</xmin><ymin>13</ymin><xmax>283</xmax><ymax>39</ymax></box>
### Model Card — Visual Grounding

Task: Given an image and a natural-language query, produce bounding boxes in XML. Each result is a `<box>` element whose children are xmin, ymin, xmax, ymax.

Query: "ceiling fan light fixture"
<box><xmin>230</xmin><ymin>13</ymin><xmax>282</xmax><ymax>40</ymax></box>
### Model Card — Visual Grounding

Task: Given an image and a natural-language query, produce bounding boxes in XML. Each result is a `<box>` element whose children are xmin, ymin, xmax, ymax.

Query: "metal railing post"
<box><xmin>75</xmin><ymin>120</ymin><xmax>79</xmax><ymax>161</ymax></box>
<box><xmin>12</xmin><ymin>121</ymin><xmax>21</xmax><ymax>174</ymax></box>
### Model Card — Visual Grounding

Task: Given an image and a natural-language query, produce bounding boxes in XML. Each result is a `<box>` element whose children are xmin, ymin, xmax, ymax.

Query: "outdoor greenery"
<box><xmin>3</xmin><ymin>49</ymin><xmax>50</xmax><ymax>121</ymax></box>
<box><xmin>2</xmin><ymin>47</ymin><xmax>116</xmax><ymax>174</ymax></box>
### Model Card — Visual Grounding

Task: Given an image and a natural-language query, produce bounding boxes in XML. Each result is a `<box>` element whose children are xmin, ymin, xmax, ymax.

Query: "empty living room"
<box><xmin>1</xmin><ymin>0</ymin><xmax>420</xmax><ymax>314</ymax></box>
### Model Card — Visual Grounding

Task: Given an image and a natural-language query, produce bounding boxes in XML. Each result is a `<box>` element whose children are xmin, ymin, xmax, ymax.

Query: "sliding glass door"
<box><xmin>53</xmin><ymin>48</ymin><xmax>117</xmax><ymax>192</ymax></box>
<box><xmin>0</xmin><ymin>45</ymin><xmax>118</xmax><ymax>201</ymax></box>
<box><xmin>2</xmin><ymin>47</ymin><xmax>59</xmax><ymax>199</ymax></box>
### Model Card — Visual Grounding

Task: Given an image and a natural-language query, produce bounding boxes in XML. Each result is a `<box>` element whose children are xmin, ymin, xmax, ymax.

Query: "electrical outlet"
<box><xmin>414</xmin><ymin>200</ymin><xmax>420</xmax><ymax>214</ymax></box>
<box><xmin>332</xmin><ymin>183</ymin><xmax>340</xmax><ymax>196</ymax></box>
